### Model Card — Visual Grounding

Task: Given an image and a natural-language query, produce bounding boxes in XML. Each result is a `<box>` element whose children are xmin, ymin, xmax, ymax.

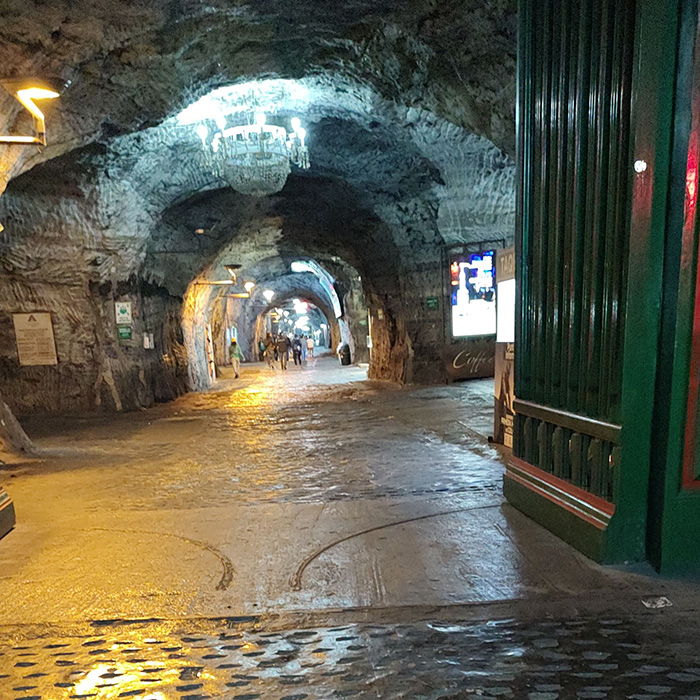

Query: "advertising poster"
<box><xmin>494</xmin><ymin>247</ymin><xmax>516</xmax><ymax>448</ymax></box>
<box><xmin>12</xmin><ymin>312</ymin><xmax>58</xmax><ymax>366</ymax></box>
<box><xmin>494</xmin><ymin>342</ymin><xmax>515</xmax><ymax>448</ymax></box>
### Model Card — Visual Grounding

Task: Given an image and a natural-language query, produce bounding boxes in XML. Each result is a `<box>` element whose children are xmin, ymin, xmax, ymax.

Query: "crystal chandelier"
<box><xmin>197</xmin><ymin>112</ymin><xmax>310</xmax><ymax>197</ymax></box>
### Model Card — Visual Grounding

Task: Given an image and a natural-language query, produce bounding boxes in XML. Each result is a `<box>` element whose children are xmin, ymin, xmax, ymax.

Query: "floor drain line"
<box><xmin>290</xmin><ymin>503</ymin><xmax>500</xmax><ymax>591</ymax></box>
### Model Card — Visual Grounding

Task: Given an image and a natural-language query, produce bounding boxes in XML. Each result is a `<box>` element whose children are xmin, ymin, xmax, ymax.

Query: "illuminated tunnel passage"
<box><xmin>0</xmin><ymin>2</ymin><xmax>700</xmax><ymax>699</ymax></box>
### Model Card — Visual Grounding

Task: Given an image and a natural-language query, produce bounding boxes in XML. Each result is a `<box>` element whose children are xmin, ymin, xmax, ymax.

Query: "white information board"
<box><xmin>12</xmin><ymin>313</ymin><xmax>58</xmax><ymax>366</ymax></box>
<box><xmin>114</xmin><ymin>301</ymin><xmax>133</xmax><ymax>325</ymax></box>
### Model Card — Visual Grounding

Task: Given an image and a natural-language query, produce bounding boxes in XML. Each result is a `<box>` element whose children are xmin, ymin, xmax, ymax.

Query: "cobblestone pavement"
<box><xmin>2</xmin><ymin>614</ymin><xmax>700</xmax><ymax>700</ymax></box>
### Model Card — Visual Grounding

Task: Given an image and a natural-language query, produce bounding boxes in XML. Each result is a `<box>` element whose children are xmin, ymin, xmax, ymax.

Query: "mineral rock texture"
<box><xmin>0</xmin><ymin>0</ymin><xmax>516</xmax><ymax>414</ymax></box>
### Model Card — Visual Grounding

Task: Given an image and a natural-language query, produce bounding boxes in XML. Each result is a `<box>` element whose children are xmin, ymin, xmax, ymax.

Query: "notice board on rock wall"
<box><xmin>12</xmin><ymin>312</ymin><xmax>58</xmax><ymax>366</ymax></box>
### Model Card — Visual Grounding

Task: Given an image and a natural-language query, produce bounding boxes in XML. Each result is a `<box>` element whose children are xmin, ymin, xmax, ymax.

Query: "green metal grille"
<box><xmin>515</xmin><ymin>0</ymin><xmax>636</xmax><ymax>499</ymax></box>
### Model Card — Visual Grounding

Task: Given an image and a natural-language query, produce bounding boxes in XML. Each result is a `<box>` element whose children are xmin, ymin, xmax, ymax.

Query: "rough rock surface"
<box><xmin>0</xmin><ymin>0</ymin><xmax>517</xmax><ymax>414</ymax></box>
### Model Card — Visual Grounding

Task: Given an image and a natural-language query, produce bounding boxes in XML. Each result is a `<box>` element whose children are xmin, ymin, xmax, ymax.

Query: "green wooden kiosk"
<box><xmin>508</xmin><ymin>0</ymin><xmax>700</xmax><ymax>574</ymax></box>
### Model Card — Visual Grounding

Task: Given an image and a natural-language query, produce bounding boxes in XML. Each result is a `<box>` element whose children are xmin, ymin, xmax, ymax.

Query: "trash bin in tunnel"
<box><xmin>339</xmin><ymin>344</ymin><xmax>352</xmax><ymax>366</ymax></box>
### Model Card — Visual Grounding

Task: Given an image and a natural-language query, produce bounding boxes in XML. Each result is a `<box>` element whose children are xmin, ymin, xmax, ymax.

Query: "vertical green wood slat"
<box><xmin>570</xmin><ymin>433</ymin><xmax>583</xmax><ymax>485</ymax></box>
<box><xmin>537</xmin><ymin>420</ymin><xmax>548</xmax><ymax>471</ymax></box>
<box><xmin>600</xmin><ymin>2</ymin><xmax>623</xmax><ymax>419</ymax></box>
<box><xmin>524</xmin><ymin>0</ymin><xmax>538</xmax><ymax>405</ymax></box>
<box><xmin>581</xmin><ymin>434</ymin><xmax>592</xmax><ymax>490</ymax></box>
<box><xmin>589</xmin><ymin>0</ymin><xmax>614</xmax><ymax>417</ymax></box>
<box><xmin>585</xmin><ymin>0</ymin><xmax>604</xmax><ymax>415</ymax></box>
<box><xmin>532</xmin><ymin>0</ymin><xmax>549</xmax><ymax>405</ymax></box>
<box><xmin>568</xmin><ymin>0</ymin><xmax>592</xmax><ymax>412</ymax></box>
<box><xmin>578</xmin><ymin>0</ymin><xmax>601</xmax><ymax>414</ymax></box>
<box><xmin>561</xmin><ymin>1</ymin><xmax>579</xmax><ymax>414</ymax></box>
<box><xmin>554</xmin><ymin>0</ymin><xmax>572</xmax><ymax>410</ymax></box>
<box><xmin>544</xmin><ymin>0</ymin><xmax>560</xmax><ymax>405</ymax></box>
<box><xmin>520</xmin><ymin>0</ymin><xmax>537</xmax><ymax>405</ymax></box>
<box><xmin>611</xmin><ymin>3</ymin><xmax>636</xmax><ymax>425</ymax></box>
<box><xmin>588</xmin><ymin>439</ymin><xmax>604</xmax><ymax>497</ymax></box>
<box><xmin>523</xmin><ymin>416</ymin><xmax>533</xmax><ymax>463</ymax></box>
<box><xmin>552</xmin><ymin>426</ymin><xmax>565</xmax><ymax>478</ymax></box>
<box><xmin>515</xmin><ymin>0</ymin><xmax>530</xmax><ymax>403</ymax></box>
<box><xmin>563</xmin><ymin>428</ymin><xmax>573</xmax><ymax>480</ymax></box>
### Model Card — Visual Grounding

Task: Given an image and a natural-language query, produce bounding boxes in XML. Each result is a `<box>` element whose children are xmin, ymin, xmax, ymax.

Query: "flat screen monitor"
<box><xmin>450</xmin><ymin>250</ymin><xmax>496</xmax><ymax>337</ymax></box>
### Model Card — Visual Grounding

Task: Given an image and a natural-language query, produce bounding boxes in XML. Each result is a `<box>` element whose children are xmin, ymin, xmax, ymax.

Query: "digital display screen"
<box><xmin>450</xmin><ymin>250</ymin><xmax>496</xmax><ymax>337</ymax></box>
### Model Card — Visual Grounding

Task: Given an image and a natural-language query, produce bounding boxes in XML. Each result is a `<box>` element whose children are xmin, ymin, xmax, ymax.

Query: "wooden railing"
<box><xmin>513</xmin><ymin>399</ymin><xmax>621</xmax><ymax>503</ymax></box>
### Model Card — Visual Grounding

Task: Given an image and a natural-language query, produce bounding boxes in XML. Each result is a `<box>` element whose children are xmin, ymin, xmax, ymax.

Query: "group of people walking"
<box><xmin>260</xmin><ymin>332</ymin><xmax>314</xmax><ymax>370</ymax></box>
<box><xmin>228</xmin><ymin>332</ymin><xmax>316</xmax><ymax>377</ymax></box>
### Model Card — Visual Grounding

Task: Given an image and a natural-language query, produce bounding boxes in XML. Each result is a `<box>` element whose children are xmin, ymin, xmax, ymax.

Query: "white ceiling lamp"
<box><xmin>262</xmin><ymin>289</ymin><xmax>275</xmax><ymax>302</ymax></box>
<box><xmin>195</xmin><ymin>97</ymin><xmax>310</xmax><ymax>197</ymax></box>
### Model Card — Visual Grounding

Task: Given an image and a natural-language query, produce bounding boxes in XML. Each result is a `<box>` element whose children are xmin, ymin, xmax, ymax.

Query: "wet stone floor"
<box><xmin>2</xmin><ymin>616</ymin><xmax>700</xmax><ymax>700</ymax></box>
<box><xmin>1</xmin><ymin>357</ymin><xmax>700</xmax><ymax>698</ymax></box>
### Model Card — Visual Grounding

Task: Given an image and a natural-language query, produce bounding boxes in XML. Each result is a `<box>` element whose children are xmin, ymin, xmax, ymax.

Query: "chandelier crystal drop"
<box><xmin>197</xmin><ymin>111</ymin><xmax>310</xmax><ymax>197</ymax></box>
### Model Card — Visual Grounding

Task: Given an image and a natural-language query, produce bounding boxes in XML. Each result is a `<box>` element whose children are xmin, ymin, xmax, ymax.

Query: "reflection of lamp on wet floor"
<box><xmin>262</xmin><ymin>289</ymin><xmax>275</xmax><ymax>302</ymax></box>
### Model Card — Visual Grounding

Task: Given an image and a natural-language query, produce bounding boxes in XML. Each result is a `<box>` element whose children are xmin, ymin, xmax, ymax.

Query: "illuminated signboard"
<box><xmin>450</xmin><ymin>250</ymin><xmax>496</xmax><ymax>337</ymax></box>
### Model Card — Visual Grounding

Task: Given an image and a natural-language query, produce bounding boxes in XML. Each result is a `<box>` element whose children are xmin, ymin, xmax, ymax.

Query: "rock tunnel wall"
<box><xmin>0</xmin><ymin>0</ymin><xmax>517</xmax><ymax>415</ymax></box>
<box><xmin>0</xmin><ymin>276</ymin><xmax>189</xmax><ymax>416</ymax></box>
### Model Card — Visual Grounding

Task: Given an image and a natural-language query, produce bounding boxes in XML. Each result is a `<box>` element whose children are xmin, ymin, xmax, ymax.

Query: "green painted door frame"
<box><xmin>612</xmin><ymin>0</ymin><xmax>680</xmax><ymax>564</ymax></box>
<box><xmin>647</xmin><ymin>0</ymin><xmax>700</xmax><ymax>576</ymax></box>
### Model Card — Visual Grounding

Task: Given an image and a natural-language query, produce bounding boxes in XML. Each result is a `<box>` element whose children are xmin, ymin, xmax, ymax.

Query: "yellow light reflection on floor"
<box><xmin>72</xmin><ymin>662</ymin><xmax>145</xmax><ymax>696</ymax></box>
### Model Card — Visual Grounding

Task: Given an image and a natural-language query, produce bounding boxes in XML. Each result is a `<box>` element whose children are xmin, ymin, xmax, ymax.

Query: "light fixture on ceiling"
<box><xmin>0</xmin><ymin>79</ymin><xmax>60</xmax><ymax>146</ymax></box>
<box><xmin>196</xmin><ymin>104</ymin><xmax>309</xmax><ymax>197</ymax></box>
<box><xmin>262</xmin><ymin>289</ymin><xmax>275</xmax><ymax>302</ymax></box>
<box><xmin>244</xmin><ymin>281</ymin><xmax>255</xmax><ymax>293</ymax></box>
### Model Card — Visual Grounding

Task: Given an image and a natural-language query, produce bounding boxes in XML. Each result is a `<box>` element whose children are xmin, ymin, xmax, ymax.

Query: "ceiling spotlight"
<box><xmin>262</xmin><ymin>289</ymin><xmax>275</xmax><ymax>302</ymax></box>
<box><xmin>244</xmin><ymin>281</ymin><xmax>255</xmax><ymax>293</ymax></box>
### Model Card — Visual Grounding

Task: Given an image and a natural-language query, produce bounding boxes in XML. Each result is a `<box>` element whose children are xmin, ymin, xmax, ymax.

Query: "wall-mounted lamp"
<box><xmin>0</xmin><ymin>79</ymin><xmax>60</xmax><ymax>146</ymax></box>
<box><xmin>223</xmin><ymin>263</ymin><xmax>241</xmax><ymax>283</ymax></box>
<box><xmin>195</xmin><ymin>280</ymin><xmax>234</xmax><ymax>286</ymax></box>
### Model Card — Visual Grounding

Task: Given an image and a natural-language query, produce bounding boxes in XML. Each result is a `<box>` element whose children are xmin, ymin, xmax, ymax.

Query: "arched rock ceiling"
<box><xmin>0</xmin><ymin>0</ymin><xmax>517</xmax><ymax>294</ymax></box>
<box><xmin>0</xmin><ymin>0</ymin><xmax>516</xmax><ymax>171</ymax></box>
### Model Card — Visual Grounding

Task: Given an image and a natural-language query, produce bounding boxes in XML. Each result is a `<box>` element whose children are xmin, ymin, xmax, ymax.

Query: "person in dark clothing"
<box><xmin>292</xmin><ymin>335</ymin><xmax>303</xmax><ymax>366</ymax></box>
<box><xmin>263</xmin><ymin>332</ymin><xmax>276</xmax><ymax>369</ymax></box>
<box><xmin>276</xmin><ymin>334</ymin><xmax>290</xmax><ymax>370</ymax></box>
